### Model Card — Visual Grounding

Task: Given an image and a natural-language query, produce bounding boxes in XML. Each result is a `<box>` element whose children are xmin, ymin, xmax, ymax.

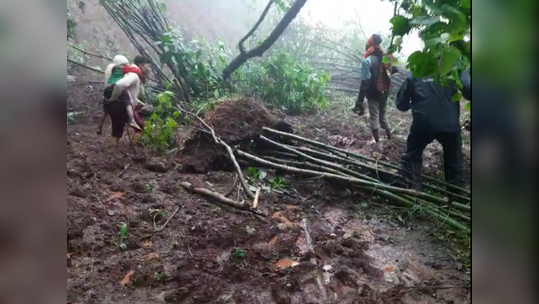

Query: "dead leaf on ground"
<box><xmin>120</xmin><ymin>270</ymin><xmax>135</xmax><ymax>286</ymax></box>
<box><xmin>109</xmin><ymin>192</ymin><xmax>124</xmax><ymax>200</ymax></box>
<box><xmin>271</xmin><ymin>211</ymin><xmax>295</xmax><ymax>227</ymax></box>
<box><xmin>286</xmin><ymin>205</ymin><xmax>300</xmax><ymax>210</ymax></box>
<box><xmin>274</xmin><ymin>259</ymin><xmax>299</xmax><ymax>269</ymax></box>
<box><xmin>384</xmin><ymin>266</ymin><xmax>395</xmax><ymax>272</ymax></box>
<box><xmin>67</xmin><ymin>253</ymin><xmax>74</xmax><ymax>259</ymax></box>
<box><xmin>143</xmin><ymin>252</ymin><xmax>160</xmax><ymax>261</ymax></box>
<box><xmin>140</xmin><ymin>240</ymin><xmax>153</xmax><ymax>248</ymax></box>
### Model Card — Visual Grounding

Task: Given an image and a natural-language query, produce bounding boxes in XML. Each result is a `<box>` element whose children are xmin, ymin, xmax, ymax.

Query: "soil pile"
<box><xmin>177</xmin><ymin>97</ymin><xmax>286</xmax><ymax>173</ymax></box>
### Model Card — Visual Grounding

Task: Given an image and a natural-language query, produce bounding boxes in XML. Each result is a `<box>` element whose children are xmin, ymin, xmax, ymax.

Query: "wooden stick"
<box><xmin>155</xmin><ymin>205</ymin><xmax>181</xmax><ymax>232</ymax></box>
<box><xmin>252</xmin><ymin>188</ymin><xmax>261</xmax><ymax>209</ymax></box>
<box><xmin>118</xmin><ymin>163</ymin><xmax>131</xmax><ymax>177</ymax></box>
<box><xmin>179</xmin><ymin>181</ymin><xmax>248</xmax><ymax>210</ymax></box>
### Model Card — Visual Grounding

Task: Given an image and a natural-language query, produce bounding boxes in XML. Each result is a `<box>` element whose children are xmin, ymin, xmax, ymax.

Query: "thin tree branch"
<box><xmin>238</xmin><ymin>0</ymin><xmax>275</xmax><ymax>54</ymax></box>
<box><xmin>222</xmin><ymin>0</ymin><xmax>309</xmax><ymax>80</ymax></box>
<box><xmin>67</xmin><ymin>58</ymin><xmax>104</xmax><ymax>74</ymax></box>
<box><xmin>67</xmin><ymin>43</ymin><xmax>113</xmax><ymax>61</ymax></box>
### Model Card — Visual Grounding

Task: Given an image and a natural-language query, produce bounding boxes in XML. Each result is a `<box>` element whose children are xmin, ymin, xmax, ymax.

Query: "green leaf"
<box><xmin>409</xmin><ymin>16</ymin><xmax>441</xmax><ymax>27</ymax></box>
<box><xmin>439</xmin><ymin>46</ymin><xmax>462</xmax><ymax>75</ymax></box>
<box><xmin>390</xmin><ymin>16</ymin><xmax>411</xmax><ymax>36</ymax></box>
<box><xmin>400</xmin><ymin>0</ymin><xmax>412</xmax><ymax>11</ymax></box>
<box><xmin>452</xmin><ymin>91</ymin><xmax>463</xmax><ymax>101</ymax></box>
<box><xmin>387</xmin><ymin>44</ymin><xmax>398</xmax><ymax>55</ymax></box>
<box><xmin>439</xmin><ymin>4</ymin><xmax>467</xmax><ymax>32</ymax></box>
<box><xmin>157</xmin><ymin>1</ymin><xmax>167</xmax><ymax>13</ymax></box>
<box><xmin>382</xmin><ymin>56</ymin><xmax>390</xmax><ymax>64</ymax></box>
<box><xmin>275</xmin><ymin>0</ymin><xmax>288</xmax><ymax>12</ymax></box>
<box><xmin>407</xmin><ymin>51</ymin><xmax>438</xmax><ymax>78</ymax></box>
<box><xmin>464</xmin><ymin>101</ymin><xmax>471</xmax><ymax>111</ymax></box>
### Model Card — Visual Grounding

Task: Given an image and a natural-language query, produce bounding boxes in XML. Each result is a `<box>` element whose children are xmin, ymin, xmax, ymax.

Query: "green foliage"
<box><xmin>67</xmin><ymin>10</ymin><xmax>76</xmax><ymax>40</ymax></box>
<box><xmin>387</xmin><ymin>0</ymin><xmax>470</xmax><ymax>106</ymax></box>
<box><xmin>232</xmin><ymin>248</ymin><xmax>246</xmax><ymax>259</ymax></box>
<box><xmin>390</xmin><ymin>15</ymin><xmax>411</xmax><ymax>37</ymax></box>
<box><xmin>67</xmin><ymin>1</ymin><xmax>85</xmax><ymax>40</ymax></box>
<box><xmin>114</xmin><ymin>222</ymin><xmax>128</xmax><ymax>250</ymax></box>
<box><xmin>237</xmin><ymin>51</ymin><xmax>330</xmax><ymax>113</ymax></box>
<box><xmin>158</xmin><ymin>30</ymin><xmax>230</xmax><ymax>99</ymax></box>
<box><xmin>141</xmin><ymin>91</ymin><xmax>180</xmax><ymax>154</ymax></box>
<box><xmin>67</xmin><ymin>112</ymin><xmax>75</xmax><ymax>125</ymax></box>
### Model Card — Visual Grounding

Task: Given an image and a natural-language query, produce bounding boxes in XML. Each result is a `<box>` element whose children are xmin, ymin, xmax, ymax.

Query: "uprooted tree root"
<box><xmin>176</xmin><ymin>97</ymin><xmax>293</xmax><ymax>173</ymax></box>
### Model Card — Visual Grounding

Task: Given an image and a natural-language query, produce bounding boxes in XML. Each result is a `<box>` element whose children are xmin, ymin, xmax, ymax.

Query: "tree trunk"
<box><xmin>222</xmin><ymin>0</ymin><xmax>309</xmax><ymax>81</ymax></box>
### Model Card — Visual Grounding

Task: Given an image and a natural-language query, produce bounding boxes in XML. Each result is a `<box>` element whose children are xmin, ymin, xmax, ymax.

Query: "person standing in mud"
<box><xmin>395</xmin><ymin>67</ymin><xmax>471</xmax><ymax>192</ymax></box>
<box><xmin>102</xmin><ymin>55</ymin><xmax>153</xmax><ymax>146</ymax></box>
<box><xmin>352</xmin><ymin>44</ymin><xmax>373</xmax><ymax>115</ymax></box>
<box><xmin>363</xmin><ymin>34</ymin><xmax>395</xmax><ymax>146</ymax></box>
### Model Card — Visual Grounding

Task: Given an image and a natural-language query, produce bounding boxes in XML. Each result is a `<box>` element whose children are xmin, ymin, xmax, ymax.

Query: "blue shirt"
<box><xmin>360</xmin><ymin>56</ymin><xmax>372</xmax><ymax>81</ymax></box>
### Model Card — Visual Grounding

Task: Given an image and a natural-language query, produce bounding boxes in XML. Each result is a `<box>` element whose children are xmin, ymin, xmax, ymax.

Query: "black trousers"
<box><xmin>354</xmin><ymin>80</ymin><xmax>370</xmax><ymax>110</ymax></box>
<box><xmin>400</xmin><ymin>124</ymin><xmax>465</xmax><ymax>191</ymax></box>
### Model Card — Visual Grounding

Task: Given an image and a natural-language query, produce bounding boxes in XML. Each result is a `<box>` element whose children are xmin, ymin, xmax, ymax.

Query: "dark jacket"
<box><xmin>367</xmin><ymin>49</ymin><xmax>391</xmax><ymax>100</ymax></box>
<box><xmin>396</xmin><ymin>75</ymin><xmax>464</xmax><ymax>133</ymax></box>
<box><xmin>460</xmin><ymin>68</ymin><xmax>471</xmax><ymax>100</ymax></box>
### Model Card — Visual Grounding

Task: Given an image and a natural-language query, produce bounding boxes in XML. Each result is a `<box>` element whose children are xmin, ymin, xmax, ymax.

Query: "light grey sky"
<box><xmin>298</xmin><ymin>0</ymin><xmax>423</xmax><ymax>57</ymax></box>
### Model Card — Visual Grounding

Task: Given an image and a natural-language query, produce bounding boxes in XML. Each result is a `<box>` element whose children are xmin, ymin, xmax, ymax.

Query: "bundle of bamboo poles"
<box><xmin>237</xmin><ymin>127</ymin><xmax>471</xmax><ymax>233</ymax></box>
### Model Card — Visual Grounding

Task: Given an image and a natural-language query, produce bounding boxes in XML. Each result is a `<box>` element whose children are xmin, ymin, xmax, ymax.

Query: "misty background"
<box><xmin>67</xmin><ymin>0</ymin><xmax>422</xmax><ymax>59</ymax></box>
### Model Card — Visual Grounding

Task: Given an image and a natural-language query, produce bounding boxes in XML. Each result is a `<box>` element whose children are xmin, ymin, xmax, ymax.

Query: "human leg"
<box><xmin>367</xmin><ymin>99</ymin><xmax>381</xmax><ymax>142</ymax></box>
<box><xmin>117</xmin><ymin>92</ymin><xmax>141</xmax><ymax>131</ymax></box>
<box><xmin>378</xmin><ymin>93</ymin><xmax>391</xmax><ymax>139</ymax></box>
<box><xmin>99</xmin><ymin>87</ymin><xmax>114</xmax><ymax>135</ymax></box>
<box><xmin>399</xmin><ymin>124</ymin><xmax>434</xmax><ymax>191</ymax></box>
<box><xmin>108</xmin><ymin>100</ymin><xmax>128</xmax><ymax>146</ymax></box>
<box><xmin>436</xmin><ymin>132</ymin><xmax>466</xmax><ymax>191</ymax></box>
<box><xmin>354</xmin><ymin>82</ymin><xmax>369</xmax><ymax>115</ymax></box>
<box><xmin>126</xmin><ymin>105</ymin><xmax>141</xmax><ymax>131</ymax></box>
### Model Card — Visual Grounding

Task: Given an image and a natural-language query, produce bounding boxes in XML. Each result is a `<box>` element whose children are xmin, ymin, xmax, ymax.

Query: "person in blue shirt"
<box><xmin>352</xmin><ymin>44</ymin><xmax>372</xmax><ymax>115</ymax></box>
<box><xmin>395</xmin><ymin>68</ymin><xmax>471</xmax><ymax>192</ymax></box>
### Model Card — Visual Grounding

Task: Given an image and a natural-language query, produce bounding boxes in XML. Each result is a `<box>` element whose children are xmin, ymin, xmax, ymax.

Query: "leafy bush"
<box><xmin>141</xmin><ymin>91</ymin><xmax>180</xmax><ymax>154</ymax></box>
<box><xmin>237</xmin><ymin>51</ymin><xmax>330</xmax><ymax>113</ymax></box>
<box><xmin>159</xmin><ymin>30</ymin><xmax>230</xmax><ymax>100</ymax></box>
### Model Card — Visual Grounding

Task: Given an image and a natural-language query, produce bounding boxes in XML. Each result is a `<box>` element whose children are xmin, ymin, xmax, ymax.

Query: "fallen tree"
<box><xmin>175</xmin><ymin>99</ymin><xmax>470</xmax><ymax>234</ymax></box>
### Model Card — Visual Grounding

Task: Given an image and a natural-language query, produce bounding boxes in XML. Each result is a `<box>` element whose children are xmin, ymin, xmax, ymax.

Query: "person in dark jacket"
<box><xmin>395</xmin><ymin>69</ymin><xmax>471</xmax><ymax>192</ymax></box>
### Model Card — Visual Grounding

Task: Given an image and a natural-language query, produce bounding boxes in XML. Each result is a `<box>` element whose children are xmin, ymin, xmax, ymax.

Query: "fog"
<box><xmin>164</xmin><ymin>0</ymin><xmax>422</xmax><ymax>57</ymax></box>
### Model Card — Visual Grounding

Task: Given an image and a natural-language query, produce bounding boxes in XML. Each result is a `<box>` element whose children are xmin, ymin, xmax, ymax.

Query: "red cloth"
<box><xmin>363</xmin><ymin>36</ymin><xmax>381</xmax><ymax>59</ymax></box>
<box><xmin>120</xmin><ymin>65</ymin><xmax>147</xmax><ymax>84</ymax></box>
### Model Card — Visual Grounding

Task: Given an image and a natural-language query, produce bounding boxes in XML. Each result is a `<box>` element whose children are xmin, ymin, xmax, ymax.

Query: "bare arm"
<box><xmin>109</xmin><ymin>73</ymin><xmax>138</xmax><ymax>101</ymax></box>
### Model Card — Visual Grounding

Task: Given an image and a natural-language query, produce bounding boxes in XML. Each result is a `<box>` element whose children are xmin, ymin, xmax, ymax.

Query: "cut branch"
<box><xmin>238</xmin><ymin>150</ymin><xmax>469</xmax><ymax>232</ymax></box>
<box><xmin>179</xmin><ymin>181</ymin><xmax>248</xmax><ymax>209</ymax></box>
<box><xmin>262</xmin><ymin>127</ymin><xmax>470</xmax><ymax>195</ymax></box>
